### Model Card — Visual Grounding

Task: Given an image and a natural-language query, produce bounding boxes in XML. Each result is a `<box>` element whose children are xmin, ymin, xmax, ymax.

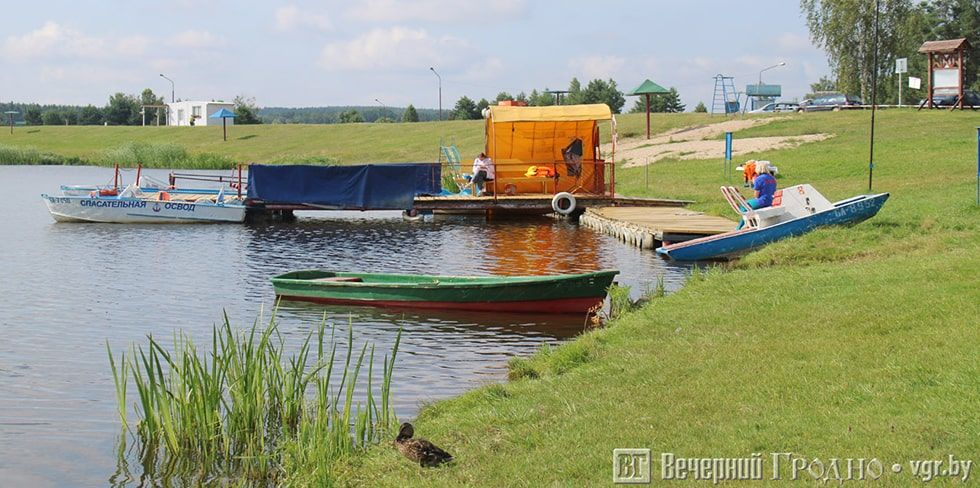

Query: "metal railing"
<box><xmin>481</xmin><ymin>159</ymin><xmax>614</xmax><ymax>199</ymax></box>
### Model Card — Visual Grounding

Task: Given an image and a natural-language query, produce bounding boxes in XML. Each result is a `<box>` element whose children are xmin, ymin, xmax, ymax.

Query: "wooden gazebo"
<box><xmin>918</xmin><ymin>38</ymin><xmax>971</xmax><ymax>109</ymax></box>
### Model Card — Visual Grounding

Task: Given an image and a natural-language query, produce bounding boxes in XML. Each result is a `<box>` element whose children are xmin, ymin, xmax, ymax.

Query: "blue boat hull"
<box><xmin>656</xmin><ymin>193</ymin><xmax>890</xmax><ymax>261</ymax></box>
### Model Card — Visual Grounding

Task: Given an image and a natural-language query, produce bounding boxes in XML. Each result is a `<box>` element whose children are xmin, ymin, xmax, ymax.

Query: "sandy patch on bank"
<box><xmin>609</xmin><ymin>117</ymin><xmax>833</xmax><ymax>167</ymax></box>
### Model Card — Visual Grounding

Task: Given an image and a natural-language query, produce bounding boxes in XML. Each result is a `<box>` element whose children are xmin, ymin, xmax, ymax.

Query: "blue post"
<box><xmin>724</xmin><ymin>132</ymin><xmax>733</xmax><ymax>182</ymax></box>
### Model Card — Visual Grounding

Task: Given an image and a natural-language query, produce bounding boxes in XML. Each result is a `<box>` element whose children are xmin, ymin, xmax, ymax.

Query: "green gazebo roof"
<box><xmin>628</xmin><ymin>79</ymin><xmax>669</xmax><ymax>96</ymax></box>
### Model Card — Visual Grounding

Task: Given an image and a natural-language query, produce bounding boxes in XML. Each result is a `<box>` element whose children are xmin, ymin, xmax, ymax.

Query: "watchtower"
<box><xmin>918</xmin><ymin>38</ymin><xmax>971</xmax><ymax>109</ymax></box>
<box><xmin>711</xmin><ymin>75</ymin><xmax>739</xmax><ymax>115</ymax></box>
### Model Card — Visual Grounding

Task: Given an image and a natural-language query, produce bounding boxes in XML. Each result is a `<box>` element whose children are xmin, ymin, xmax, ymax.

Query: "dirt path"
<box><xmin>609</xmin><ymin>117</ymin><xmax>832</xmax><ymax>167</ymax></box>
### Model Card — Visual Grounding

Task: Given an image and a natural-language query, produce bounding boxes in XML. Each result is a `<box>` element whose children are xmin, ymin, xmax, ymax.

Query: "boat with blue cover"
<box><xmin>656</xmin><ymin>184</ymin><xmax>889</xmax><ymax>261</ymax></box>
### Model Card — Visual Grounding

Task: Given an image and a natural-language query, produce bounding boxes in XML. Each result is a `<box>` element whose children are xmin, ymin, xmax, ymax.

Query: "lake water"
<box><xmin>0</xmin><ymin>165</ymin><xmax>691</xmax><ymax>486</ymax></box>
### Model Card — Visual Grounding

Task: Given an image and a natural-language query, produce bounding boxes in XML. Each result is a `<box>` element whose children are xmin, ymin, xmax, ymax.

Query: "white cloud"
<box><xmin>275</xmin><ymin>5</ymin><xmax>332</xmax><ymax>31</ymax></box>
<box><xmin>319</xmin><ymin>27</ymin><xmax>469</xmax><ymax>71</ymax></box>
<box><xmin>4</xmin><ymin>21</ymin><xmax>68</xmax><ymax>57</ymax></box>
<box><xmin>2</xmin><ymin>21</ymin><xmax>147</xmax><ymax>60</ymax></box>
<box><xmin>571</xmin><ymin>55</ymin><xmax>626</xmax><ymax>80</ymax></box>
<box><xmin>169</xmin><ymin>30</ymin><xmax>225</xmax><ymax>48</ymax></box>
<box><xmin>347</xmin><ymin>0</ymin><xmax>526</xmax><ymax>22</ymax></box>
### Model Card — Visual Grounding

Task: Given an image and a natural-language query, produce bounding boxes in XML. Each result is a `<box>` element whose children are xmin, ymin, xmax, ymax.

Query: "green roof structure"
<box><xmin>627</xmin><ymin>79</ymin><xmax>671</xmax><ymax>139</ymax></box>
<box><xmin>627</xmin><ymin>79</ymin><xmax>670</xmax><ymax>96</ymax></box>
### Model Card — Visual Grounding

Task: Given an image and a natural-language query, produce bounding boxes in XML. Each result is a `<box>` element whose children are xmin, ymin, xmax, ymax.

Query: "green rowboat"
<box><xmin>271</xmin><ymin>269</ymin><xmax>619</xmax><ymax>314</ymax></box>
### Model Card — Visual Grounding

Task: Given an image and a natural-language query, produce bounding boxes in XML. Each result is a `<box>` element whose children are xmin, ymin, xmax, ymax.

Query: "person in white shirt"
<box><xmin>471</xmin><ymin>152</ymin><xmax>495</xmax><ymax>196</ymax></box>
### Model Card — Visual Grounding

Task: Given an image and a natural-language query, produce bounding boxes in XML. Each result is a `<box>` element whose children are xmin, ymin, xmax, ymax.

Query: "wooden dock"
<box><xmin>579</xmin><ymin>207</ymin><xmax>736</xmax><ymax>249</ymax></box>
<box><xmin>412</xmin><ymin>194</ymin><xmax>691</xmax><ymax>212</ymax></box>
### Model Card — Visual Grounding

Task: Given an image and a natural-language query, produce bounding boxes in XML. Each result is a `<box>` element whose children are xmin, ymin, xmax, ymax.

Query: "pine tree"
<box><xmin>402</xmin><ymin>104</ymin><xmax>419</xmax><ymax>122</ymax></box>
<box><xmin>566</xmin><ymin>78</ymin><xmax>582</xmax><ymax>104</ymax></box>
<box><xmin>450</xmin><ymin>96</ymin><xmax>480</xmax><ymax>120</ymax></box>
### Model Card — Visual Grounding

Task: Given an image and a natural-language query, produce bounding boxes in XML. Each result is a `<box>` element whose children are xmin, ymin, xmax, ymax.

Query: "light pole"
<box><xmin>4</xmin><ymin>111</ymin><xmax>18</xmax><ymax>135</ymax></box>
<box><xmin>755</xmin><ymin>62</ymin><xmax>786</xmax><ymax>111</ymax></box>
<box><xmin>758</xmin><ymin>61</ymin><xmax>786</xmax><ymax>87</ymax></box>
<box><xmin>159</xmin><ymin>74</ymin><xmax>175</xmax><ymax>126</ymax></box>
<box><xmin>159</xmin><ymin>73</ymin><xmax>175</xmax><ymax>102</ymax></box>
<box><xmin>429</xmin><ymin>67</ymin><xmax>442</xmax><ymax>121</ymax></box>
<box><xmin>374</xmin><ymin>98</ymin><xmax>387</xmax><ymax>120</ymax></box>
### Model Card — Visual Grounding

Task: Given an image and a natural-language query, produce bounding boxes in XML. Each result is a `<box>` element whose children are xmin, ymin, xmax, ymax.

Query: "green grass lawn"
<box><xmin>324</xmin><ymin>110</ymin><xmax>978</xmax><ymax>486</ymax></box>
<box><xmin>7</xmin><ymin>110</ymin><xmax>977</xmax><ymax>485</ymax></box>
<box><xmin>0</xmin><ymin>112</ymin><xmax>715</xmax><ymax>168</ymax></box>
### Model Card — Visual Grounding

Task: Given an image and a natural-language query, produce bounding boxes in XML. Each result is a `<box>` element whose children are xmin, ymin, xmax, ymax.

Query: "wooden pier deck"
<box><xmin>412</xmin><ymin>194</ymin><xmax>691</xmax><ymax>212</ymax></box>
<box><xmin>579</xmin><ymin>207</ymin><xmax>736</xmax><ymax>249</ymax></box>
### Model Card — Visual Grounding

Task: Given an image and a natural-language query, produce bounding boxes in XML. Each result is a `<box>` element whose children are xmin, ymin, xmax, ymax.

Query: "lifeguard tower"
<box><xmin>482</xmin><ymin>104</ymin><xmax>616</xmax><ymax>198</ymax></box>
<box><xmin>711</xmin><ymin>74</ymin><xmax>740</xmax><ymax>115</ymax></box>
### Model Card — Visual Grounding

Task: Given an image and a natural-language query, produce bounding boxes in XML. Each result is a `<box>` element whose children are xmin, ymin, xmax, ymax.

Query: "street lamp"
<box><xmin>159</xmin><ymin>73</ymin><xmax>175</xmax><ymax>102</ymax></box>
<box><xmin>374</xmin><ymin>98</ymin><xmax>387</xmax><ymax>120</ymax></box>
<box><xmin>429</xmin><ymin>67</ymin><xmax>442</xmax><ymax>121</ymax></box>
<box><xmin>758</xmin><ymin>61</ymin><xmax>786</xmax><ymax>87</ymax></box>
<box><xmin>4</xmin><ymin>111</ymin><xmax>18</xmax><ymax>135</ymax></box>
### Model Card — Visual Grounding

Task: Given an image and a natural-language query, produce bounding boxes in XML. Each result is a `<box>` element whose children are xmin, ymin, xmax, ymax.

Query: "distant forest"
<box><xmin>0</xmin><ymin>101</ymin><xmax>443</xmax><ymax>125</ymax></box>
<box><xmin>258</xmin><ymin>106</ymin><xmax>442</xmax><ymax>124</ymax></box>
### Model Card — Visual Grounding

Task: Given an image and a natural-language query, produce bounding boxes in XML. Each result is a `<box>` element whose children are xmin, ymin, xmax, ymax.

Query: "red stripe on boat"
<box><xmin>276</xmin><ymin>295</ymin><xmax>604</xmax><ymax>314</ymax></box>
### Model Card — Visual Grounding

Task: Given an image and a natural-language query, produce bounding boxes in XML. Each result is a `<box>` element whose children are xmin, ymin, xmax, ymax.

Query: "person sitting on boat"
<box><xmin>736</xmin><ymin>161</ymin><xmax>777</xmax><ymax>229</ymax></box>
<box><xmin>747</xmin><ymin>160</ymin><xmax>777</xmax><ymax>209</ymax></box>
<box><xmin>472</xmin><ymin>152</ymin><xmax>495</xmax><ymax>196</ymax></box>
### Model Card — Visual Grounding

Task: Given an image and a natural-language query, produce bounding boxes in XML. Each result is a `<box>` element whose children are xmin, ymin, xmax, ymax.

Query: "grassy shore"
<box><xmin>0</xmin><ymin>113</ymin><xmax>712</xmax><ymax>168</ymax></box>
<box><xmin>331</xmin><ymin>110</ymin><xmax>979</xmax><ymax>486</ymax></box>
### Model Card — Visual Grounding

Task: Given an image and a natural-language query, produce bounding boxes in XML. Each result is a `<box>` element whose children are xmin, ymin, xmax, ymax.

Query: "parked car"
<box><xmin>799</xmin><ymin>94</ymin><xmax>863</xmax><ymax>112</ymax></box>
<box><xmin>922</xmin><ymin>90</ymin><xmax>980</xmax><ymax>108</ymax></box>
<box><xmin>749</xmin><ymin>102</ymin><xmax>800</xmax><ymax>113</ymax></box>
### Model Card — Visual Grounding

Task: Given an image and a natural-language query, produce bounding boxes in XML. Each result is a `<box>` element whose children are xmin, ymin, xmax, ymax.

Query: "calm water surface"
<box><xmin>0</xmin><ymin>166</ymin><xmax>690</xmax><ymax>486</ymax></box>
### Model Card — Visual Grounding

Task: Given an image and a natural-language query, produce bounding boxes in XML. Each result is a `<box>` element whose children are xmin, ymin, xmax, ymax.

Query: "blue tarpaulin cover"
<box><xmin>247</xmin><ymin>164</ymin><xmax>441</xmax><ymax>209</ymax></box>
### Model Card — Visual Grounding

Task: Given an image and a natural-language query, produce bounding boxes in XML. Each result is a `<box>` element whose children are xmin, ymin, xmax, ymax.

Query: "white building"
<box><xmin>165</xmin><ymin>101</ymin><xmax>235</xmax><ymax>127</ymax></box>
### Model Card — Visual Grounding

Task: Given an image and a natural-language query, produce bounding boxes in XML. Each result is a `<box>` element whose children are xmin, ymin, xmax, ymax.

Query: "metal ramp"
<box><xmin>711</xmin><ymin>74</ymin><xmax>740</xmax><ymax>115</ymax></box>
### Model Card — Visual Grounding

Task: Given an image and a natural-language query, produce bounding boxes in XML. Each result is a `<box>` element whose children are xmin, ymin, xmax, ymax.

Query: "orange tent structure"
<box><xmin>483</xmin><ymin>104</ymin><xmax>616</xmax><ymax>196</ymax></box>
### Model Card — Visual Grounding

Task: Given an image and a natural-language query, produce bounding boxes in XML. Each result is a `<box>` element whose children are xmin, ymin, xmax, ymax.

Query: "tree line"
<box><xmin>802</xmin><ymin>0</ymin><xmax>979</xmax><ymax>103</ymax></box>
<box><xmin>443</xmin><ymin>77</ymin><xmax>686</xmax><ymax>121</ymax></box>
<box><xmin>258</xmin><ymin>105</ymin><xmax>441</xmax><ymax>124</ymax></box>
<box><xmin>2</xmin><ymin>90</ymin><xmax>263</xmax><ymax>126</ymax></box>
<box><xmin>3</xmin><ymin>76</ymin><xmax>688</xmax><ymax>127</ymax></box>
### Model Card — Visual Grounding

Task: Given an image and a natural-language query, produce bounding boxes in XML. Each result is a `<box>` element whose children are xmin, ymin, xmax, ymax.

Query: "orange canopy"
<box><xmin>485</xmin><ymin>104</ymin><xmax>611</xmax><ymax>162</ymax></box>
<box><xmin>482</xmin><ymin>104</ymin><xmax>615</xmax><ymax>195</ymax></box>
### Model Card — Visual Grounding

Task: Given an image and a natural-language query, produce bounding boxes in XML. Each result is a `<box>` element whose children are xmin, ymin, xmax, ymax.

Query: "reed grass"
<box><xmin>98</xmin><ymin>141</ymin><xmax>235</xmax><ymax>169</ymax></box>
<box><xmin>106</xmin><ymin>310</ymin><xmax>401</xmax><ymax>485</ymax></box>
<box><xmin>0</xmin><ymin>143</ymin><xmax>82</xmax><ymax>165</ymax></box>
<box><xmin>606</xmin><ymin>283</ymin><xmax>633</xmax><ymax>319</ymax></box>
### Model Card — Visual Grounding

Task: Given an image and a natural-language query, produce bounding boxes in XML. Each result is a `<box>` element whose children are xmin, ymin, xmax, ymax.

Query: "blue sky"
<box><xmin>0</xmin><ymin>0</ymin><xmax>831</xmax><ymax>111</ymax></box>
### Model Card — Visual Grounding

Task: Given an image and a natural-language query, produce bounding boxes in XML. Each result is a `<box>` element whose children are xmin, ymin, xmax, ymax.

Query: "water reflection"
<box><xmin>0</xmin><ymin>166</ymin><xmax>691</xmax><ymax>486</ymax></box>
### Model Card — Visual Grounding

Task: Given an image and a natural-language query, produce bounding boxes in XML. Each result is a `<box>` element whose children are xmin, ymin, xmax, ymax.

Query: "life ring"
<box><xmin>551</xmin><ymin>192</ymin><xmax>576</xmax><ymax>215</ymax></box>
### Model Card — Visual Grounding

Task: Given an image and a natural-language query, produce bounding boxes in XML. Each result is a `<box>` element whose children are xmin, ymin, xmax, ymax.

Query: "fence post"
<box><xmin>724</xmin><ymin>132</ymin><xmax>733</xmax><ymax>182</ymax></box>
<box><xmin>645</xmin><ymin>158</ymin><xmax>649</xmax><ymax>190</ymax></box>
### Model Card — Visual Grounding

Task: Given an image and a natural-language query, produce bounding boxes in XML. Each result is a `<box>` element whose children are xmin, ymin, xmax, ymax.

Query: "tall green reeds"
<box><xmin>98</xmin><ymin>141</ymin><xmax>235</xmax><ymax>169</ymax></box>
<box><xmin>107</xmin><ymin>311</ymin><xmax>401</xmax><ymax>485</ymax></box>
<box><xmin>0</xmin><ymin>143</ymin><xmax>82</xmax><ymax>165</ymax></box>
